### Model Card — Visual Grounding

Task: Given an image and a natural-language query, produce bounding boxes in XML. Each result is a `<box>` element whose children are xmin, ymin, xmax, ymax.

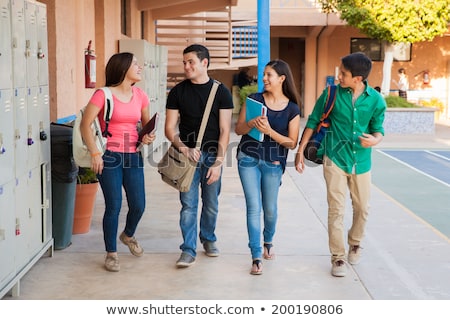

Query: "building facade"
<box><xmin>38</xmin><ymin>0</ymin><xmax>450</xmax><ymax>122</ymax></box>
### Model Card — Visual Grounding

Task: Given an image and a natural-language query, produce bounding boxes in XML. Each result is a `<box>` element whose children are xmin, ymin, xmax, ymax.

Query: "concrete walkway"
<box><xmin>2</xmin><ymin>119</ymin><xmax>450</xmax><ymax>300</ymax></box>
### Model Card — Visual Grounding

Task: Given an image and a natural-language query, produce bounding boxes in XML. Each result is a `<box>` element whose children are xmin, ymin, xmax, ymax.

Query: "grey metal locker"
<box><xmin>13</xmin><ymin>87</ymin><xmax>27</xmax><ymax>178</ymax></box>
<box><xmin>13</xmin><ymin>172</ymin><xmax>28</xmax><ymax>270</ymax></box>
<box><xmin>26</xmin><ymin>86</ymin><xmax>40</xmax><ymax>170</ymax></box>
<box><xmin>155</xmin><ymin>45</ymin><xmax>168</xmax><ymax>151</ymax></box>
<box><xmin>1</xmin><ymin>0</ymin><xmax>53</xmax><ymax>298</ymax></box>
<box><xmin>0</xmin><ymin>0</ymin><xmax>12</xmax><ymax>89</ymax></box>
<box><xmin>0</xmin><ymin>181</ymin><xmax>15</xmax><ymax>292</ymax></box>
<box><xmin>26</xmin><ymin>166</ymin><xmax>45</xmax><ymax>256</ymax></box>
<box><xmin>41</xmin><ymin>162</ymin><xmax>52</xmax><ymax>243</ymax></box>
<box><xmin>119</xmin><ymin>39</ymin><xmax>152</xmax><ymax>97</ymax></box>
<box><xmin>24</xmin><ymin>0</ymin><xmax>38</xmax><ymax>88</ymax></box>
<box><xmin>11</xmin><ymin>0</ymin><xmax>26</xmax><ymax>89</ymax></box>
<box><xmin>38</xmin><ymin>85</ymin><xmax>50</xmax><ymax>164</ymax></box>
<box><xmin>0</xmin><ymin>89</ymin><xmax>14</xmax><ymax>185</ymax></box>
<box><xmin>148</xmin><ymin>43</ymin><xmax>157</xmax><ymax>106</ymax></box>
<box><xmin>36</xmin><ymin>2</ymin><xmax>48</xmax><ymax>86</ymax></box>
<box><xmin>118</xmin><ymin>39</ymin><xmax>168</xmax><ymax>154</ymax></box>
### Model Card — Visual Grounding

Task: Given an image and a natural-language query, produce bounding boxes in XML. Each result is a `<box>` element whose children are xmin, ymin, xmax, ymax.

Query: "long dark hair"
<box><xmin>105</xmin><ymin>52</ymin><xmax>134</xmax><ymax>87</ymax></box>
<box><xmin>264</xmin><ymin>59</ymin><xmax>300</xmax><ymax>106</ymax></box>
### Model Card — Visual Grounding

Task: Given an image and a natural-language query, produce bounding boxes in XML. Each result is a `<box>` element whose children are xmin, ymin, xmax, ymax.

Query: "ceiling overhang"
<box><xmin>138</xmin><ymin>0</ymin><xmax>237</xmax><ymax>19</ymax></box>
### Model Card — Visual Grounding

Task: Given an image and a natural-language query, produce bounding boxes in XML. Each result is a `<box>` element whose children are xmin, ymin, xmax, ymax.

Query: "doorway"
<box><xmin>279</xmin><ymin>38</ymin><xmax>305</xmax><ymax>116</ymax></box>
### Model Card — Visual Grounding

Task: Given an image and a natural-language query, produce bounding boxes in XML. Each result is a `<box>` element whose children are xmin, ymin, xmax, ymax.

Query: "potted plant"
<box><xmin>73</xmin><ymin>167</ymin><xmax>99</xmax><ymax>234</ymax></box>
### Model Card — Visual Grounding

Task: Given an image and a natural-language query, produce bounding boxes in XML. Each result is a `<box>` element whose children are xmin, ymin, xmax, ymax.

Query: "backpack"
<box><xmin>303</xmin><ymin>84</ymin><xmax>337</xmax><ymax>164</ymax></box>
<box><xmin>72</xmin><ymin>87</ymin><xmax>114</xmax><ymax>168</ymax></box>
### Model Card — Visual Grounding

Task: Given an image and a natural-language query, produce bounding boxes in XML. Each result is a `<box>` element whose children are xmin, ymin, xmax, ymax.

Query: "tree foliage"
<box><xmin>320</xmin><ymin>0</ymin><xmax>450</xmax><ymax>43</ymax></box>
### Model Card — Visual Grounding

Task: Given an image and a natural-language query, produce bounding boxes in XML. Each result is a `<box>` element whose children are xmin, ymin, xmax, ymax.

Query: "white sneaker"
<box><xmin>348</xmin><ymin>245</ymin><xmax>361</xmax><ymax>265</ymax></box>
<box><xmin>331</xmin><ymin>260</ymin><xmax>346</xmax><ymax>277</ymax></box>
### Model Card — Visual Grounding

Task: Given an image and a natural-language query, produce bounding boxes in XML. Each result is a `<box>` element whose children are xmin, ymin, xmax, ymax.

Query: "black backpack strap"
<box><xmin>315</xmin><ymin>85</ymin><xmax>337</xmax><ymax>133</ymax></box>
<box><xmin>100</xmin><ymin>87</ymin><xmax>113</xmax><ymax>138</ymax></box>
<box><xmin>322</xmin><ymin>85</ymin><xmax>337</xmax><ymax>118</ymax></box>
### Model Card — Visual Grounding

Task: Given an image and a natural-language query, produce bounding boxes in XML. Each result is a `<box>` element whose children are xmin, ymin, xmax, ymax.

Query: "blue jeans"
<box><xmin>97</xmin><ymin>150</ymin><xmax>146</xmax><ymax>253</ymax></box>
<box><xmin>237</xmin><ymin>150</ymin><xmax>283</xmax><ymax>259</ymax></box>
<box><xmin>179</xmin><ymin>152</ymin><xmax>222</xmax><ymax>257</ymax></box>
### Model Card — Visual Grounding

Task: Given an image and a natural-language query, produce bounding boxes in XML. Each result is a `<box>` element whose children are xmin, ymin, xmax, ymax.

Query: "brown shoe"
<box><xmin>119</xmin><ymin>232</ymin><xmax>144</xmax><ymax>257</ymax></box>
<box><xmin>105</xmin><ymin>254</ymin><xmax>120</xmax><ymax>272</ymax></box>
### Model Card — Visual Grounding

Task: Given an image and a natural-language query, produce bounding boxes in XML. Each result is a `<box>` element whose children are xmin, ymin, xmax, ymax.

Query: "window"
<box><xmin>350</xmin><ymin>38</ymin><xmax>412</xmax><ymax>62</ymax></box>
<box><xmin>350</xmin><ymin>38</ymin><xmax>382</xmax><ymax>61</ymax></box>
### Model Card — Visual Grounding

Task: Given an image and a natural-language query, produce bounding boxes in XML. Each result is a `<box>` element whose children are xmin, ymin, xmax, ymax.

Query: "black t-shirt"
<box><xmin>166</xmin><ymin>78</ymin><xmax>233</xmax><ymax>153</ymax></box>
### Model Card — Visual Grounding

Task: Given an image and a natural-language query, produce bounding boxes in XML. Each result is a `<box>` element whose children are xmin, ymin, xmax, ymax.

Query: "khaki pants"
<box><xmin>323</xmin><ymin>156</ymin><xmax>371</xmax><ymax>263</ymax></box>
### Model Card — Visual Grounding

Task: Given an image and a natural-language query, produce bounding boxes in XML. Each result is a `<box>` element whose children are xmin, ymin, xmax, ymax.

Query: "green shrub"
<box><xmin>239</xmin><ymin>84</ymin><xmax>258</xmax><ymax>106</ymax></box>
<box><xmin>77</xmin><ymin>167</ymin><xmax>98</xmax><ymax>184</ymax></box>
<box><xmin>384</xmin><ymin>95</ymin><xmax>419</xmax><ymax>108</ymax></box>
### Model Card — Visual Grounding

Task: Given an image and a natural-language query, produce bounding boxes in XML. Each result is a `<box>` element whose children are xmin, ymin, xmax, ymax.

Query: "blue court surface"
<box><xmin>372</xmin><ymin>149</ymin><xmax>450</xmax><ymax>238</ymax></box>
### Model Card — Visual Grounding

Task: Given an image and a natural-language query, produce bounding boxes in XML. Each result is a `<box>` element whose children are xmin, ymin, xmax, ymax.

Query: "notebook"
<box><xmin>136</xmin><ymin>112</ymin><xmax>159</xmax><ymax>151</ymax></box>
<box><xmin>245</xmin><ymin>97</ymin><xmax>267</xmax><ymax>142</ymax></box>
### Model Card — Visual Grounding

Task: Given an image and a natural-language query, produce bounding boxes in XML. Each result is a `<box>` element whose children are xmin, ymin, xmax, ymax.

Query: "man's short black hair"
<box><xmin>183</xmin><ymin>44</ymin><xmax>210</xmax><ymax>67</ymax></box>
<box><xmin>341</xmin><ymin>52</ymin><xmax>372</xmax><ymax>81</ymax></box>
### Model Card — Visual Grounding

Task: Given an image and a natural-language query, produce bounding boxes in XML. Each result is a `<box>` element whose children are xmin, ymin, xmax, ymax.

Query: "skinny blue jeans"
<box><xmin>179</xmin><ymin>152</ymin><xmax>222</xmax><ymax>257</ymax></box>
<box><xmin>97</xmin><ymin>150</ymin><xmax>146</xmax><ymax>253</ymax></box>
<box><xmin>237</xmin><ymin>150</ymin><xmax>283</xmax><ymax>259</ymax></box>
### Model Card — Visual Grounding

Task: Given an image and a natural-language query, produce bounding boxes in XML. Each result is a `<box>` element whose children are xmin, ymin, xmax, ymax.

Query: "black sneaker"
<box><xmin>176</xmin><ymin>252</ymin><xmax>196</xmax><ymax>268</ymax></box>
<box><xmin>203</xmin><ymin>241</ymin><xmax>220</xmax><ymax>257</ymax></box>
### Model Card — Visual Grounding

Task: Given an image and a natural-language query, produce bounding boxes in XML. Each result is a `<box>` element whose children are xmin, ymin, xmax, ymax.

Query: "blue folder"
<box><xmin>245</xmin><ymin>97</ymin><xmax>267</xmax><ymax>142</ymax></box>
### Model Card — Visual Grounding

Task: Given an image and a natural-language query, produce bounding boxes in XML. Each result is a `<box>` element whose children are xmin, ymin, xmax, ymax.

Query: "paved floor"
<box><xmin>2</xmin><ymin>118</ymin><xmax>450</xmax><ymax>300</ymax></box>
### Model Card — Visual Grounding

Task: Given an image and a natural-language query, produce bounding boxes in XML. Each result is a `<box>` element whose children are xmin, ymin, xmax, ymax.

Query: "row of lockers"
<box><xmin>0</xmin><ymin>86</ymin><xmax>51</xmax><ymax>185</ymax></box>
<box><xmin>0</xmin><ymin>0</ymin><xmax>53</xmax><ymax>298</ymax></box>
<box><xmin>119</xmin><ymin>39</ymin><xmax>169</xmax><ymax>154</ymax></box>
<box><xmin>0</xmin><ymin>0</ymin><xmax>48</xmax><ymax>89</ymax></box>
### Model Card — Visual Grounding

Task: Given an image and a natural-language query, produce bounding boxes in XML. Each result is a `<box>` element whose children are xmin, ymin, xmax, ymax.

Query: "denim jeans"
<box><xmin>179</xmin><ymin>152</ymin><xmax>222</xmax><ymax>257</ymax></box>
<box><xmin>237</xmin><ymin>150</ymin><xmax>283</xmax><ymax>259</ymax></box>
<box><xmin>97</xmin><ymin>150</ymin><xmax>146</xmax><ymax>252</ymax></box>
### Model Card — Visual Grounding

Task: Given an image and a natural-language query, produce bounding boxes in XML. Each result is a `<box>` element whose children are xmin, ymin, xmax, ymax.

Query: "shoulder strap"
<box><xmin>195</xmin><ymin>80</ymin><xmax>220</xmax><ymax>150</ymax></box>
<box><xmin>322</xmin><ymin>85</ymin><xmax>336</xmax><ymax>119</ymax></box>
<box><xmin>100</xmin><ymin>87</ymin><xmax>114</xmax><ymax>138</ymax></box>
<box><xmin>319</xmin><ymin>85</ymin><xmax>336</xmax><ymax>122</ymax></box>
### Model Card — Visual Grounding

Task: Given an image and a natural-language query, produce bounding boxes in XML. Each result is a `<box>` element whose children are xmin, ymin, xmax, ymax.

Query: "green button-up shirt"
<box><xmin>306</xmin><ymin>83</ymin><xmax>386</xmax><ymax>174</ymax></box>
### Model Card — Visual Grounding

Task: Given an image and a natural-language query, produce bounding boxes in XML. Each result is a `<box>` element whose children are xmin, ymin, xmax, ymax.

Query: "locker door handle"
<box><xmin>28</xmin><ymin>126</ymin><xmax>34</xmax><ymax>146</ymax></box>
<box><xmin>0</xmin><ymin>134</ymin><xmax>4</xmax><ymax>154</ymax></box>
<box><xmin>39</xmin><ymin>122</ymin><xmax>47</xmax><ymax>140</ymax></box>
<box><xmin>40</xmin><ymin>130</ymin><xmax>48</xmax><ymax>141</ymax></box>
<box><xmin>37</xmin><ymin>49</ymin><xmax>45</xmax><ymax>59</ymax></box>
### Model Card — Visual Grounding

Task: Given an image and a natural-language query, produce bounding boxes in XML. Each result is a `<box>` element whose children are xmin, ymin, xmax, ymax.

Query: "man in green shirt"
<box><xmin>295</xmin><ymin>52</ymin><xmax>386</xmax><ymax>277</ymax></box>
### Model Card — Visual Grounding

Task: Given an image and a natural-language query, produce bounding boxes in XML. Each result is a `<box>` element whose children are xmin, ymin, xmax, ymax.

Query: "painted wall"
<box><xmin>39</xmin><ymin>0</ymin><xmax>449</xmax><ymax>122</ymax></box>
<box><xmin>39</xmin><ymin>0</ymin><xmax>145</xmax><ymax>123</ymax></box>
<box><xmin>272</xmin><ymin>25</ymin><xmax>450</xmax><ymax>117</ymax></box>
<box><xmin>323</xmin><ymin>26</ymin><xmax>449</xmax><ymax>116</ymax></box>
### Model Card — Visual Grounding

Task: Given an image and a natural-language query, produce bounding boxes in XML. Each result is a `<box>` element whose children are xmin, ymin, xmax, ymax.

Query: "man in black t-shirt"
<box><xmin>165</xmin><ymin>44</ymin><xmax>233</xmax><ymax>268</ymax></box>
